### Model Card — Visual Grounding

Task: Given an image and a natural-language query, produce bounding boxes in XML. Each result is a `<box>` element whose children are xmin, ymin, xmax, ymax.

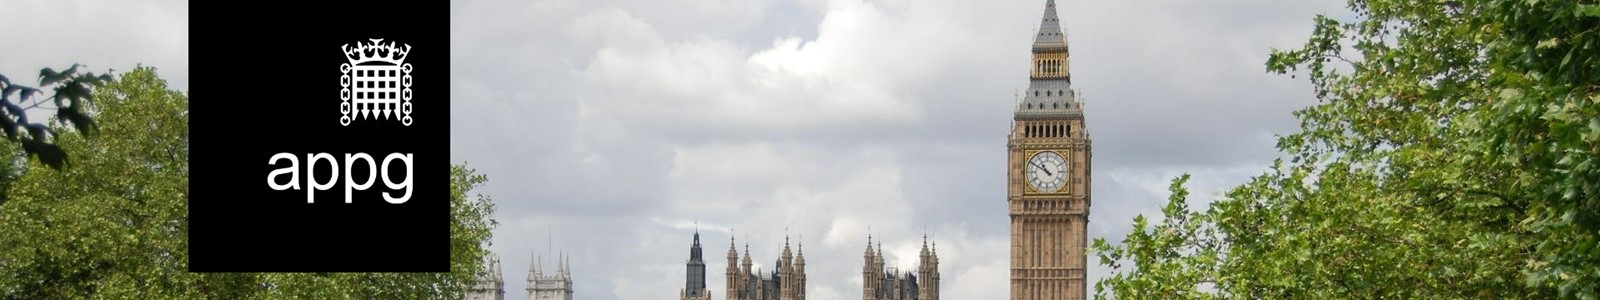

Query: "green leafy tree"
<box><xmin>0</xmin><ymin>66</ymin><xmax>498</xmax><ymax>299</ymax></box>
<box><xmin>1095</xmin><ymin>0</ymin><xmax>1599</xmax><ymax>298</ymax></box>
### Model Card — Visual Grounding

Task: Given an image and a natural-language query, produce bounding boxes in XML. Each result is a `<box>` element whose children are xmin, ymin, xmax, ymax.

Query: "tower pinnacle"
<box><xmin>1032</xmin><ymin>0</ymin><xmax>1067</xmax><ymax>50</ymax></box>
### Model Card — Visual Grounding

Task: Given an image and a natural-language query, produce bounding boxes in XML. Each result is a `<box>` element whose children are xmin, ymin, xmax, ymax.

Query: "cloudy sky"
<box><xmin>0</xmin><ymin>0</ymin><xmax>188</xmax><ymax>91</ymax></box>
<box><xmin>450</xmin><ymin>0</ymin><xmax>1351</xmax><ymax>299</ymax></box>
<box><xmin>9</xmin><ymin>0</ymin><xmax>1352</xmax><ymax>299</ymax></box>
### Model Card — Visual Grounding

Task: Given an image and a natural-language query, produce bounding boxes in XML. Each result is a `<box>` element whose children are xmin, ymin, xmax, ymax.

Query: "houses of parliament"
<box><xmin>467</xmin><ymin>0</ymin><xmax>1091</xmax><ymax>299</ymax></box>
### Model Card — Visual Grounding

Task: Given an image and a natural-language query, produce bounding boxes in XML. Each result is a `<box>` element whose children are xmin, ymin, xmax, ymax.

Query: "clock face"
<box><xmin>1027</xmin><ymin>151</ymin><xmax>1069</xmax><ymax>193</ymax></box>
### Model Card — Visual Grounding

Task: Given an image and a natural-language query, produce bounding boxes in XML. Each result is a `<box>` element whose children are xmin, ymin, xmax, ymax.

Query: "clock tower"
<box><xmin>1007</xmin><ymin>0</ymin><xmax>1089</xmax><ymax>300</ymax></box>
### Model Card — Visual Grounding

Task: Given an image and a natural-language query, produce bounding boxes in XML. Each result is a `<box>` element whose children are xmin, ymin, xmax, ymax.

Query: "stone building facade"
<box><xmin>527</xmin><ymin>253</ymin><xmax>574</xmax><ymax>300</ymax></box>
<box><xmin>861</xmin><ymin>235</ymin><xmax>940</xmax><ymax>300</ymax></box>
<box><xmin>464</xmin><ymin>248</ymin><xmax>574</xmax><ymax>300</ymax></box>
<box><xmin>466</xmin><ymin>253</ymin><xmax>506</xmax><ymax>300</ymax></box>
<box><xmin>724</xmin><ymin>236</ymin><xmax>806</xmax><ymax>300</ymax></box>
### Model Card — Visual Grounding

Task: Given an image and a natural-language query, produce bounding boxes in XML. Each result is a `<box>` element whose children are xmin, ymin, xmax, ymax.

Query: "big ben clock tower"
<box><xmin>1008</xmin><ymin>0</ymin><xmax>1089</xmax><ymax>299</ymax></box>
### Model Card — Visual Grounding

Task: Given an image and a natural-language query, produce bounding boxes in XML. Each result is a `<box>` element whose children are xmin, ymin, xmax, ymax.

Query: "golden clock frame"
<box><xmin>1022</xmin><ymin>149</ymin><xmax>1072</xmax><ymax>195</ymax></box>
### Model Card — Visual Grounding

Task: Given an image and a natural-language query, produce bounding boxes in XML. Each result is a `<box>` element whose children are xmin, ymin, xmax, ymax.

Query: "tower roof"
<box><xmin>1017</xmin><ymin>0</ymin><xmax>1080</xmax><ymax>118</ymax></box>
<box><xmin>1032</xmin><ymin>0</ymin><xmax>1068</xmax><ymax>50</ymax></box>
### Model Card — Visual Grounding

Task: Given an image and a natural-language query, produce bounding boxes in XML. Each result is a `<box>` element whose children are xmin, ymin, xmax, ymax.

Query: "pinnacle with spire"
<box><xmin>530</xmin><ymin>252</ymin><xmax>542</xmax><ymax>280</ymax></box>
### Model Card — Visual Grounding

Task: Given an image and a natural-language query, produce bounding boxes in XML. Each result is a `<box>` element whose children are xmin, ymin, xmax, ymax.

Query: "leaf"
<box><xmin>1537</xmin><ymin>38</ymin><xmax>1561</xmax><ymax>49</ymax></box>
<box><xmin>14</xmin><ymin>87</ymin><xmax>36</xmax><ymax>104</ymax></box>
<box><xmin>20</xmin><ymin>139</ymin><xmax>66</xmax><ymax>169</ymax></box>
<box><xmin>26</xmin><ymin>123</ymin><xmax>54</xmax><ymax>141</ymax></box>
<box><xmin>1589</xmin><ymin>118</ymin><xmax>1600</xmax><ymax>142</ymax></box>
<box><xmin>0</xmin><ymin>114</ymin><xmax>15</xmax><ymax>140</ymax></box>
<box><xmin>39</xmin><ymin>68</ymin><xmax>60</xmax><ymax>87</ymax></box>
<box><xmin>2</xmin><ymin>101</ymin><xmax>25</xmax><ymax>125</ymax></box>
<box><xmin>1578</xmin><ymin>4</ymin><xmax>1600</xmax><ymax>17</ymax></box>
<box><xmin>57</xmin><ymin>107</ymin><xmax>96</xmax><ymax>136</ymax></box>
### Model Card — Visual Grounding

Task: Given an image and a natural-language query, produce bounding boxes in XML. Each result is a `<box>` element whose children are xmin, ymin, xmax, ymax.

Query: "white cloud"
<box><xmin>573</xmin><ymin>7</ymin><xmax>922</xmax><ymax>137</ymax></box>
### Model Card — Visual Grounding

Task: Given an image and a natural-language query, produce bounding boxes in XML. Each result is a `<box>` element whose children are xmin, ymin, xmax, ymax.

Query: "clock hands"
<box><xmin>1030</xmin><ymin>161</ymin><xmax>1054</xmax><ymax>176</ymax></box>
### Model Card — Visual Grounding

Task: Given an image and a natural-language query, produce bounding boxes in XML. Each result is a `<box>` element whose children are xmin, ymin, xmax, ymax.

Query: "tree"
<box><xmin>1094</xmin><ymin>0</ymin><xmax>1599</xmax><ymax>298</ymax></box>
<box><xmin>0</xmin><ymin>66</ymin><xmax>498</xmax><ymax>299</ymax></box>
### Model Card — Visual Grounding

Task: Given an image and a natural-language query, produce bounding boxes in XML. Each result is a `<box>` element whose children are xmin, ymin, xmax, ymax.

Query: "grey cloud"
<box><xmin>0</xmin><ymin>0</ymin><xmax>188</xmax><ymax>90</ymax></box>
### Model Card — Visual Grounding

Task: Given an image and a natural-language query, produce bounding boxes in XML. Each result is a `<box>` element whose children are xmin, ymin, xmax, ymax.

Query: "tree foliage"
<box><xmin>0</xmin><ymin>66</ymin><xmax>498</xmax><ymax>299</ymax></box>
<box><xmin>0</xmin><ymin>64</ymin><xmax>113</xmax><ymax>171</ymax></box>
<box><xmin>1094</xmin><ymin>0</ymin><xmax>1600</xmax><ymax>298</ymax></box>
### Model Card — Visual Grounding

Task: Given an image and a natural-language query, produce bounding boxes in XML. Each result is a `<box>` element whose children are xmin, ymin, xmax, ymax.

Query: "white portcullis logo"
<box><xmin>340</xmin><ymin>38</ymin><xmax>412</xmax><ymax>126</ymax></box>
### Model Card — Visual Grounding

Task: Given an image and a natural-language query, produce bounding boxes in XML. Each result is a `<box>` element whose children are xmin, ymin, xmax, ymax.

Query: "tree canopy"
<box><xmin>1094</xmin><ymin>0</ymin><xmax>1600</xmax><ymax>298</ymax></box>
<box><xmin>0</xmin><ymin>66</ymin><xmax>498</xmax><ymax>299</ymax></box>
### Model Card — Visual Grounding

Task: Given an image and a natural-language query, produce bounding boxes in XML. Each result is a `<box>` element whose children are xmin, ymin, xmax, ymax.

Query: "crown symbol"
<box><xmin>343</xmin><ymin>39</ymin><xmax>410</xmax><ymax>65</ymax></box>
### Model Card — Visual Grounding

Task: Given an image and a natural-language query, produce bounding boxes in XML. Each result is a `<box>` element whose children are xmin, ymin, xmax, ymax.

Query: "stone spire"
<box><xmin>797</xmin><ymin>237</ymin><xmax>805</xmax><ymax>266</ymax></box>
<box><xmin>741</xmin><ymin>243</ymin><xmax>753</xmax><ymax>274</ymax></box>
<box><xmin>921</xmin><ymin>234</ymin><xmax>930</xmax><ymax>256</ymax></box>
<box><xmin>529</xmin><ymin>252</ymin><xmax>542</xmax><ymax>281</ymax></box>
<box><xmin>865</xmin><ymin>234</ymin><xmax>875</xmax><ymax>256</ymax></box>
<box><xmin>783</xmin><ymin>235</ymin><xmax>793</xmax><ymax>261</ymax></box>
